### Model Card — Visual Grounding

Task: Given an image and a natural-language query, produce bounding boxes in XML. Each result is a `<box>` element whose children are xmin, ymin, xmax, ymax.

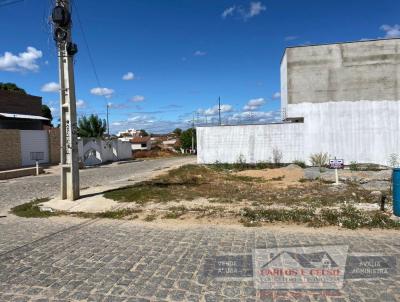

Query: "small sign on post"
<box><xmin>30</xmin><ymin>152</ymin><xmax>44</xmax><ymax>176</ymax></box>
<box><xmin>329</xmin><ymin>158</ymin><xmax>344</xmax><ymax>186</ymax></box>
<box><xmin>329</xmin><ymin>159</ymin><xmax>344</xmax><ymax>169</ymax></box>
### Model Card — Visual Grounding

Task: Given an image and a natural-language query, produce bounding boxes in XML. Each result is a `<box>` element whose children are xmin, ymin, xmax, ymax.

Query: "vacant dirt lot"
<box><xmin>99</xmin><ymin>164</ymin><xmax>397</xmax><ymax>230</ymax></box>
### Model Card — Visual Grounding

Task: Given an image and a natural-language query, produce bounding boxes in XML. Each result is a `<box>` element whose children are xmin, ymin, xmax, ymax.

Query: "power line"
<box><xmin>71</xmin><ymin>1</ymin><xmax>111</xmax><ymax>134</ymax></box>
<box><xmin>71</xmin><ymin>0</ymin><xmax>102</xmax><ymax>88</ymax></box>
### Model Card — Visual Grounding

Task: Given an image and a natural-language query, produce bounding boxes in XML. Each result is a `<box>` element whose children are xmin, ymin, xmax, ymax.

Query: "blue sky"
<box><xmin>0</xmin><ymin>0</ymin><xmax>399</xmax><ymax>133</ymax></box>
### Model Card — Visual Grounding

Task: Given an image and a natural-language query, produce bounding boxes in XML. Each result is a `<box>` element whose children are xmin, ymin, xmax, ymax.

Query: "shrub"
<box><xmin>349</xmin><ymin>161</ymin><xmax>359</xmax><ymax>171</ymax></box>
<box><xmin>293</xmin><ymin>160</ymin><xmax>306</xmax><ymax>168</ymax></box>
<box><xmin>272</xmin><ymin>148</ymin><xmax>283</xmax><ymax>165</ymax></box>
<box><xmin>310</xmin><ymin>152</ymin><xmax>329</xmax><ymax>171</ymax></box>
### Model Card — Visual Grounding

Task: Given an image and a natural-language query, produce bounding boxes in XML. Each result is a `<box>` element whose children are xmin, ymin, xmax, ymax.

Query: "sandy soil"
<box><xmin>235</xmin><ymin>164</ymin><xmax>305</xmax><ymax>187</ymax></box>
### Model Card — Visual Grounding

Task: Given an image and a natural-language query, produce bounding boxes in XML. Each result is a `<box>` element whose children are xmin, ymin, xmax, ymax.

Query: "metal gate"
<box><xmin>20</xmin><ymin>130</ymin><xmax>49</xmax><ymax>166</ymax></box>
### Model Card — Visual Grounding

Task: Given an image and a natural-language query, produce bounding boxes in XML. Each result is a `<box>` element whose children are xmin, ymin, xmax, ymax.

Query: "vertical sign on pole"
<box><xmin>52</xmin><ymin>1</ymin><xmax>80</xmax><ymax>200</ymax></box>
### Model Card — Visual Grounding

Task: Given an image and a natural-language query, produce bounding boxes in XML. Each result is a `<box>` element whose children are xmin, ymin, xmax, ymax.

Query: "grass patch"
<box><xmin>240</xmin><ymin>207</ymin><xmax>315</xmax><ymax>225</ymax></box>
<box><xmin>240</xmin><ymin>205</ymin><xmax>400</xmax><ymax>230</ymax></box>
<box><xmin>104</xmin><ymin>164</ymin><xmax>382</xmax><ymax>208</ymax></box>
<box><xmin>163</xmin><ymin>206</ymin><xmax>188</xmax><ymax>219</ymax></box>
<box><xmin>104</xmin><ymin>164</ymin><xmax>265</xmax><ymax>204</ymax></box>
<box><xmin>270</xmin><ymin>176</ymin><xmax>285</xmax><ymax>181</ymax></box>
<box><xmin>74</xmin><ymin>208</ymin><xmax>142</xmax><ymax>220</ymax></box>
<box><xmin>144</xmin><ymin>214</ymin><xmax>157</xmax><ymax>221</ymax></box>
<box><xmin>210</xmin><ymin>161</ymin><xmax>286</xmax><ymax>172</ymax></box>
<box><xmin>11</xmin><ymin>198</ymin><xmax>56</xmax><ymax>218</ymax></box>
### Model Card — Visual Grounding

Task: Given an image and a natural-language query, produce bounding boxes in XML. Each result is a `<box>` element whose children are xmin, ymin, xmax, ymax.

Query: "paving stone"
<box><xmin>0</xmin><ymin>158</ymin><xmax>399</xmax><ymax>301</ymax></box>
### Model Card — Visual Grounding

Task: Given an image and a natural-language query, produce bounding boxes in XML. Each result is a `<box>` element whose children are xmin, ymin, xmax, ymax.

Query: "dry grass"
<box><xmin>104</xmin><ymin>165</ymin><xmax>379</xmax><ymax>207</ymax></box>
<box><xmin>102</xmin><ymin>164</ymin><xmax>397</xmax><ymax>229</ymax></box>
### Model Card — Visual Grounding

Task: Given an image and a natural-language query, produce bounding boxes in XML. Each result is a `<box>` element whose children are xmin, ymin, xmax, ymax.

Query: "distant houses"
<box><xmin>116</xmin><ymin>128</ymin><xmax>181</xmax><ymax>155</ymax></box>
<box><xmin>130</xmin><ymin>136</ymin><xmax>152</xmax><ymax>151</ymax></box>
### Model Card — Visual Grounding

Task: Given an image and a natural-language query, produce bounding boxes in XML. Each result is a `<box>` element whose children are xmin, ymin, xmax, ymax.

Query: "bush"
<box><xmin>293</xmin><ymin>160</ymin><xmax>306</xmax><ymax>168</ymax></box>
<box><xmin>349</xmin><ymin>161</ymin><xmax>359</xmax><ymax>171</ymax></box>
<box><xmin>310</xmin><ymin>152</ymin><xmax>329</xmax><ymax>170</ymax></box>
<box><xmin>272</xmin><ymin>148</ymin><xmax>283</xmax><ymax>165</ymax></box>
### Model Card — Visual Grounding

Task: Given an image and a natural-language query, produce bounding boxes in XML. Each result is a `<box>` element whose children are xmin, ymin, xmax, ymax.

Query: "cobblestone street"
<box><xmin>0</xmin><ymin>157</ymin><xmax>196</xmax><ymax>215</ymax></box>
<box><xmin>1</xmin><ymin>216</ymin><xmax>400</xmax><ymax>302</ymax></box>
<box><xmin>0</xmin><ymin>157</ymin><xmax>399</xmax><ymax>301</ymax></box>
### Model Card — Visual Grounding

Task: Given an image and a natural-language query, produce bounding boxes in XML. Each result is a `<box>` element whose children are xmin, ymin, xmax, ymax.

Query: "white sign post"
<box><xmin>30</xmin><ymin>152</ymin><xmax>44</xmax><ymax>176</ymax></box>
<box><xmin>329</xmin><ymin>158</ymin><xmax>344</xmax><ymax>186</ymax></box>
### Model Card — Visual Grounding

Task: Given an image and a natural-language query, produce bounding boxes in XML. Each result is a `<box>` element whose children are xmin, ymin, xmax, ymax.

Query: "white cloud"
<box><xmin>49</xmin><ymin>106</ymin><xmax>58</xmax><ymax>114</ymax></box>
<box><xmin>284</xmin><ymin>36</ymin><xmax>299</xmax><ymax>41</ymax></box>
<box><xmin>41</xmin><ymin>82</ymin><xmax>60</xmax><ymax>93</ymax></box>
<box><xmin>380</xmin><ymin>24</ymin><xmax>400</xmax><ymax>38</ymax></box>
<box><xmin>76</xmin><ymin>99</ymin><xmax>86</xmax><ymax>109</ymax></box>
<box><xmin>194</xmin><ymin>50</ymin><xmax>207</xmax><ymax>57</ymax></box>
<box><xmin>222</xmin><ymin>6</ymin><xmax>235</xmax><ymax>18</ymax></box>
<box><xmin>272</xmin><ymin>92</ymin><xmax>281</xmax><ymax>99</ymax></box>
<box><xmin>0</xmin><ymin>46</ymin><xmax>43</xmax><ymax>72</ymax></box>
<box><xmin>122</xmin><ymin>72</ymin><xmax>135</xmax><ymax>80</ymax></box>
<box><xmin>222</xmin><ymin>2</ymin><xmax>266</xmax><ymax>21</ymax></box>
<box><xmin>229</xmin><ymin>110</ymin><xmax>280</xmax><ymax>123</ymax></box>
<box><xmin>243</xmin><ymin>98</ymin><xmax>265</xmax><ymax>111</ymax></box>
<box><xmin>249</xmin><ymin>1</ymin><xmax>266</xmax><ymax>18</ymax></box>
<box><xmin>130</xmin><ymin>95</ymin><xmax>145</xmax><ymax>102</ymax></box>
<box><xmin>110</xmin><ymin>116</ymin><xmax>189</xmax><ymax>134</ymax></box>
<box><xmin>90</xmin><ymin>87</ymin><xmax>114</xmax><ymax>98</ymax></box>
<box><xmin>199</xmin><ymin>104</ymin><xmax>233</xmax><ymax>116</ymax></box>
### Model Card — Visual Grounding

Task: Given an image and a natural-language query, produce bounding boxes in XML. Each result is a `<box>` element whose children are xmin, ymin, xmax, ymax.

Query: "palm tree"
<box><xmin>78</xmin><ymin>114</ymin><xmax>107</xmax><ymax>138</ymax></box>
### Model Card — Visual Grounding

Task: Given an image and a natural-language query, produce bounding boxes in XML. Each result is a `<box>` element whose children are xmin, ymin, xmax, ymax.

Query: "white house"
<box><xmin>130</xmin><ymin>136</ymin><xmax>152</xmax><ymax>151</ymax></box>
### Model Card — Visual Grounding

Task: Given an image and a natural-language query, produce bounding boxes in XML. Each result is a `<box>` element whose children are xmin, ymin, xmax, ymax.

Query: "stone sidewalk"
<box><xmin>0</xmin><ymin>215</ymin><xmax>399</xmax><ymax>302</ymax></box>
<box><xmin>0</xmin><ymin>156</ymin><xmax>196</xmax><ymax>215</ymax></box>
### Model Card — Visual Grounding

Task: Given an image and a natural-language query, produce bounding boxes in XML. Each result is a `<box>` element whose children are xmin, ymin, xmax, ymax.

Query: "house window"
<box><xmin>141</xmin><ymin>143</ymin><xmax>147</xmax><ymax>147</ymax></box>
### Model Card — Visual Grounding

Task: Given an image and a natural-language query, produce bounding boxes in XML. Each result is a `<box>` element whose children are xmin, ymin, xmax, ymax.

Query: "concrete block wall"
<box><xmin>0</xmin><ymin>129</ymin><xmax>21</xmax><ymax>170</ymax></box>
<box><xmin>78</xmin><ymin>138</ymin><xmax>132</xmax><ymax>166</ymax></box>
<box><xmin>48</xmin><ymin>128</ymin><xmax>61</xmax><ymax>164</ymax></box>
<box><xmin>288</xmin><ymin>100</ymin><xmax>400</xmax><ymax>166</ymax></box>
<box><xmin>197</xmin><ymin>100</ymin><xmax>400</xmax><ymax>166</ymax></box>
<box><xmin>197</xmin><ymin>123</ymin><xmax>305</xmax><ymax>164</ymax></box>
<box><xmin>281</xmin><ymin>39</ymin><xmax>400</xmax><ymax>108</ymax></box>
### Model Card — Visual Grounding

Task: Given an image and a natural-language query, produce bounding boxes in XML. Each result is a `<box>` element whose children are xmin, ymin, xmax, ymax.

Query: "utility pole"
<box><xmin>106</xmin><ymin>103</ymin><xmax>110</xmax><ymax>136</ymax></box>
<box><xmin>218</xmin><ymin>96</ymin><xmax>222</xmax><ymax>126</ymax></box>
<box><xmin>52</xmin><ymin>0</ymin><xmax>80</xmax><ymax>200</ymax></box>
<box><xmin>191</xmin><ymin>112</ymin><xmax>195</xmax><ymax>152</ymax></box>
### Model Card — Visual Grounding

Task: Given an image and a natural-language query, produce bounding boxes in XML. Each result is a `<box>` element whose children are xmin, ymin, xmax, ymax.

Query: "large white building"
<box><xmin>197</xmin><ymin>38</ymin><xmax>400</xmax><ymax>166</ymax></box>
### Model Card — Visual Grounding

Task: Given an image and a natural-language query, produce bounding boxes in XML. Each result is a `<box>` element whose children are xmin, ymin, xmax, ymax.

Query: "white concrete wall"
<box><xmin>288</xmin><ymin>100</ymin><xmax>400</xmax><ymax>165</ymax></box>
<box><xmin>197</xmin><ymin>123</ymin><xmax>305</xmax><ymax>164</ymax></box>
<box><xmin>20</xmin><ymin>130</ymin><xmax>49</xmax><ymax>166</ymax></box>
<box><xmin>114</xmin><ymin>140</ymin><xmax>132</xmax><ymax>160</ymax></box>
<box><xmin>78</xmin><ymin>138</ymin><xmax>132</xmax><ymax>166</ymax></box>
<box><xmin>197</xmin><ymin>100</ymin><xmax>400</xmax><ymax>166</ymax></box>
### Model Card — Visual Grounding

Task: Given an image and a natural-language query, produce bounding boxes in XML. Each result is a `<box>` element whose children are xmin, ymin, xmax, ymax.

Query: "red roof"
<box><xmin>130</xmin><ymin>136</ymin><xmax>150</xmax><ymax>143</ymax></box>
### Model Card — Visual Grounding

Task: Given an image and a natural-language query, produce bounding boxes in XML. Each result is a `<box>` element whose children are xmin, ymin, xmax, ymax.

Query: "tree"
<box><xmin>0</xmin><ymin>82</ymin><xmax>26</xmax><ymax>94</ymax></box>
<box><xmin>41</xmin><ymin>105</ymin><xmax>53</xmax><ymax>127</ymax></box>
<box><xmin>180</xmin><ymin>128</ymin><xmax>196</xmax><ymax>150</ymax></box>
<box><xmin>173</xmin><ymin>128</ymin><xmax>182</xmax><ymax>136</ymax></box>
<box><xmin>78</xmin><ymin>114</ymin><xmax>107</xmax><ymax>138</ymax></box>
<box><xmin>139</xmin><ymin>129</ymin><xmax>149</xmax><ymax>137</ymax></box>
